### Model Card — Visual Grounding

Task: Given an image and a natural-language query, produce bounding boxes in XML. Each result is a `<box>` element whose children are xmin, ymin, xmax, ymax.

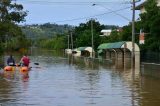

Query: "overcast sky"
<box><xmin>16</xmin><ymin>0</ymin><xmax>144</xmax><ymax>26</ymax></box>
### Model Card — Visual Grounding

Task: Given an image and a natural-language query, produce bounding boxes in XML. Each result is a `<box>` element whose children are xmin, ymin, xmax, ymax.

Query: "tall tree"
<box><xmin>140</xmin><ymin>0</ymin><xmax>160</xmax><ymax>51</ymax></box>
<box><xmin>0</xmin><ymin>0</ymin><xmax>27</xmax><ymax>23</ymax></box>
<box><xmin>74</xmin><ymin>19</ymin><xmax>105</xmax><ymax>49</ymax></box>
<box><xmin>0</xmin><ymin>0</ymin><xmax>28</xmax><ymax>51</ymax></box>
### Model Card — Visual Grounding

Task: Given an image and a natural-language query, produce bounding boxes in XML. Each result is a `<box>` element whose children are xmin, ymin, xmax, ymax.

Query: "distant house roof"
<box><xmin>77</xmin><ymin>47</ymin><xmax>86</xmax><ymax>51</ymax></box>
<box><xmin>101</xmin><ymin>29</ymin><xmax>112</xmax><ymax>33</ymax></box>
<box><xmin>77</xmin><ymin>47</ymin><xmax>94</xmax><ymax>53</ymax></box>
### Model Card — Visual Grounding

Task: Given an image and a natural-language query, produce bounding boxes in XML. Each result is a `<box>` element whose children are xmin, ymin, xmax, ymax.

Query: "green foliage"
<box><xmin>139</xmin><ymin>0</ymin><xmax>160</xmax><ymax>51</ymax></box>
<box><xmin>0</xmin><ymin>0</ymin><xmax>28</xmax><ymax>52</ymax></box>
<box><xmin>76</xmin><ymin>30</ymin><xmax>92</xmax><ymax>47</ymax></box>
<box><xmin>0</xmin><ymin>0</ymin><xmax>27</xmax><ymax>23</ymax></box>
<box><xmin>74</xmin><ymin>19</ymin><xmax>104</xmax><ymax>49</ymax></box>
<box><xmin>37</xmin><ymin>35</ymin><xmax>66</xmax><ymax>50</ymax></box>
<box><xmin>109</xmin><ymin>31</ymin><xmax>120</xmax><ymax>42</ymax></box>
<box><xmin>21</xmin><ymin>23</ymin><xmax>74</xmax><ymax>40</ymax></box>
<box><xmin>22</xmin><ymin>21</ymin><xmax>119</xmax><ymax>50</ymax></box>
<box><xmin>117</xmin><ymin>0</ymin><xmax>160</xmax><ymax>52</ymax></box>
<box><xmin>99</xmin><ymin>30</ymin><xmax>122</xmax><ymax>45</ymax></box>
<box><xmin>104</xmin><ymin>25</ymin><xmax>119</xmax><ymax>29</ymax></box>
<box><xmin>120</xmin><ymin>25</ymin><xmax>132</xmax><ymax>41</ymax></box>
<box><xmin>0</xmin><ymin>42</ymin><xmax>4</xmax><ymax>54</ymax></box>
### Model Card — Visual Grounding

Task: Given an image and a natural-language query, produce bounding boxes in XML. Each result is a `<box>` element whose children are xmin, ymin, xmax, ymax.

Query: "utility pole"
<box><xmin>132</xmin><ymin>0</ymin><xmax>135</xmax><ymax>67</ymax></box>
<box><xmin>68</xmin><ymin>34</ymin><xmax>70</xmax><ymax>49</ymax></box>
<box><xmin>71</xmin><ymin>32</ymin><xmax>73</xmax><ymax>49</ymax></box>
<box><xmin>91</xmin><ymin>18</ymin><xmax>94</xmax><ymax>58</ymax></box>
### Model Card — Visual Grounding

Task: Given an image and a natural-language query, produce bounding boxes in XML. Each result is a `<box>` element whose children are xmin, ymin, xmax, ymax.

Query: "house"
<box><xmin>100</xmin><ymin>29</ymin><xmax>112</xmax><ymax>36</ymax></box>
<box><xmin>135</xmin><ymin>0</ymin><xmax>160</xmax><ymax>44</ymax></box>
<box><xmin>135</xmin><ymin>1</ymin><xmax>147</xmax><ymax>13</ymax></box>
<box><xmin>135</xmin><ymin>0</ymin><xmax>160</xmax><ymax>13</ymax></box>
<box><xmin>72</xmin><ymin>47</ymin><xmax>94</xmax><ymax>57</ymax></box>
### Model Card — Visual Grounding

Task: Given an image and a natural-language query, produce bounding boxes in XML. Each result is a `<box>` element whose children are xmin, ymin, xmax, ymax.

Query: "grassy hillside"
<box><xmin>21</xmin><ymin>23</ymin><xmax>74</xmax><ymax>40</ymax></box>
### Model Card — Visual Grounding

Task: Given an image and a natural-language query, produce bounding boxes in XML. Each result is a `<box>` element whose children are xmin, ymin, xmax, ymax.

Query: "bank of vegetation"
<box><xmin>22</xmin><ymin>22</ymin><xmax>118</xmax><ymax>50</ymax></box>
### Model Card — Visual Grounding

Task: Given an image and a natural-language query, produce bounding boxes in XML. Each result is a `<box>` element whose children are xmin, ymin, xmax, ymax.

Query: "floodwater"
<box><xmin>0</xmin><ymin>49</ymin><xmax>160</xmax><ymax>106</ymax></box>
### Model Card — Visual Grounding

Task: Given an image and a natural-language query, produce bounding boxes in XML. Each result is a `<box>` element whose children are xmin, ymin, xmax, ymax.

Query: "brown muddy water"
<box><xmin>0</xmin><ymin>49</ymin><xmax>160</xmax><ymax>106</ymax></box>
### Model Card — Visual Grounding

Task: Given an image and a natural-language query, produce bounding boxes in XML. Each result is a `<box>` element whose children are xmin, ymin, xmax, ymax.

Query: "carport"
<box><xmin>77</xmin><ymin>47</ymin><xmax>94</xmax><ymax>57</ymax></box>
<box><xmin>98</xmin><ymin>41</ymin><xmax>140</xmax><ymax>61</ymax></box>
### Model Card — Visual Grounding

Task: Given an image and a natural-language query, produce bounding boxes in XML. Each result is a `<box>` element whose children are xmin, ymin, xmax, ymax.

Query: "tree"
<box><xmin>36</xmin><ymin>35</ymin><xmax>66</xmax><ymax>50</ymax></box>
<box><xmin>0</xmin><ymin>0</ymin><xmax>27</xmax><ymax>23</ymax></box>
<box><xmin>74</xmin><ymin>19</ymin><xmax>104</xmax><ymax>49</ymax></box>
<box><xmin>139</xmin><ymin>0</ymin><xmax>160</xmax><ymax>51</ymax></box>
<box><xmin>0</xmin><ymin>0</ymin><xmax>28</xmax><ymax>51</ymax></box>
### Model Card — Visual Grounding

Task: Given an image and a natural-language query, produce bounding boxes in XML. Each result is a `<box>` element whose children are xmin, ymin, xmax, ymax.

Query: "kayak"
<box><xmin>4</xmin><ymin>65</ymin><xmax>31</xmax><ymax>72</ymax></box>
<box><xmin>4</xmin><ymin>66</ymin><xmax>15</xmax><ymax>71</ymax></box>
<box><xmin>20</xmin><ymin>66</ymin><xmax>29</xmax><ymax>73</ymax></box>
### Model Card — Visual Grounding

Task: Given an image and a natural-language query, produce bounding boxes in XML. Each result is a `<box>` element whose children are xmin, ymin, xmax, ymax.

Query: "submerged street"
<box><xmin>0</xmin><ymin>49</ymin><xmax>160</xmax><ymax>106</ymax></box>
<box><xmin>0</xmin><ymin>0</ymin><xmax>160</xmax><ymax>106</ymax></box>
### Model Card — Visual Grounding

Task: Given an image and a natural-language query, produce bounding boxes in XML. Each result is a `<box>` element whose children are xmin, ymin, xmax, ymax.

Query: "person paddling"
<box><xmin>20</xmin><ymin>54</ymin><xmax>30</xmax><ymax>67</ymax></box>
<box><xmin>7</xmin><ymin>55</ymin><xmax>15</xmax><ymax>66</ymax></box>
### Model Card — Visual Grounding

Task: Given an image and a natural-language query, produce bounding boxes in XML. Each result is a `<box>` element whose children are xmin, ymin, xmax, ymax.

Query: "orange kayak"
<box><xmin>4</xmin><ymin>66</ymin><xmax>15</xmax><ymax>71</ymax></box>
<box><xmin>20</xmin><ymin>66</ymin><xmax>29</xmax><ymax>73</ymax></box>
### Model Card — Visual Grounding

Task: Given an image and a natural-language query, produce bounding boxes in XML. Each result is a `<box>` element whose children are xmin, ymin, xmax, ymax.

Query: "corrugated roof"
<box><xmin>97</xmin><ymin>43</ymin><xmax>109</xmax><ymax>49</ymax></box>
<box><xmin>98</xmin><ymin>41</ymin><xmax>126</xmax><ymax>50</ymax></box>
<box><xmin>77</xmin><ymin>47</ymin><xmax>86</xmax><ymax>51</ymax></box>
<box><xmin>112</xmin><ymin>41</ymin><xmax>126</xmax><ymax>48</ymax></box>
<box><xmin>76</xmin><ymin>47</ymin><xmax>94</xmax><ymax>53</ymax></box>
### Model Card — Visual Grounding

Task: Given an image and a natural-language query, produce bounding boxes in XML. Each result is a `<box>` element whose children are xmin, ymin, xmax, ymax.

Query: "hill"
<box><xmin>21</xmin><ymin>23</ymin><xmax>119</xmax><ymax>40</ymax></box>
<box><xmin>21</xmin><ymin>23</ymin><xmax>74</xmax><ymax>40</ymax></box>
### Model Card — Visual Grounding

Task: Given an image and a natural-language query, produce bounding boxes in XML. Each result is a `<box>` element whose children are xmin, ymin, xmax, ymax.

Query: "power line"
<box><xmin>93</xmin><ymin>4</ymin><xmax>131</xmax><ymax>21</ymax></box>
<box><xmin>16</xmin><ymin>0</ymin><xmax>132</xmax><ymax>5</ymax></box>
<box><xmin>54</xmin><ymin>6</ymin><xmax>131</xmax><ymax>23</ymax></box>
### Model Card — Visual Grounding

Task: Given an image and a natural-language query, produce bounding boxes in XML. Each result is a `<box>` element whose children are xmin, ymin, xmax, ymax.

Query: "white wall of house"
<box><xmin>158</xmin><ymin>0</ymin><xmax>160</xmax><ymax>6</ymax></box>
<box><xmin>100</xmin><ymin>29</ymin><xmax>112</xmax><ymax>36</ymax></box>
<box><xmin>137</xmin><ymin>0</ymin><xmax>160</xmax><ymax>14</ymax></box>
<box><xmin>140</xmin><ymin>6</ymin><xmax>146</xmax><ymax>13</ymax></box>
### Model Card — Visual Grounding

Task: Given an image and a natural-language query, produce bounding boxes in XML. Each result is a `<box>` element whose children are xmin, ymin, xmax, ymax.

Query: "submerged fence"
<box><xmin>141</xmin><ymin>51</ymin><xmax>160</xmax><ymax>63</ymax></box>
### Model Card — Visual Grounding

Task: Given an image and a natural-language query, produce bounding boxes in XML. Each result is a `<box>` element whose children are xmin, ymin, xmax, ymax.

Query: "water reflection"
<box><xmin>3</xmin><ymin>71</ymin><xmax>15</xmax><ymax>80</ymax></box>
<box><xmin>141</xmin><ymin>63</ymin><xmax>160</xmax><ymax>78</ymax></box>
<box><xmin>67</xmin><ymin>55</ymin><xmax>100</xmax><ymax>71</ymax></box>
<box><xmin>0</xmin><ymin>67</ymin><xmax>30</xmax><ymax>82</ymax></box>
<box><xmin>0</xmin><ymin>50</ymin><xmax>160</xmax><ymax>106</ymax></box>
<box><xmin>139</xmin><ymin>76</ymin><xmax>160</xmax><ymax>106</ymax></box>
<box><xmin>66</xmin><ymin>54</ymin><xmax>141</xmax><ymax>106</ymax></box>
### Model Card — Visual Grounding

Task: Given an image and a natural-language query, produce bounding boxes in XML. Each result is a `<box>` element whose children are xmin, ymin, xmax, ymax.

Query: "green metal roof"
<box><xmin>112</xmin><ymin>41</ymin><xmax>126</xmax><ymax>49</ymax></box>
<box><xmin>77</xmin><ymin>47</ymin><xmax>87</xmax><ymax>51</ymax></box>
<box><xmin>98</xmin><ymin>41</ymin><xmax>126</xmax><ymax>50</ymax></box>
<box><xmin>98</xmin><ymin>49</ymin><xmax>103</xmax><ymax>54</ymax></box>
<box><xmin>97</xmin><ymin>43</ymin><xmax>110</xmax><ymax>49</ymax></box>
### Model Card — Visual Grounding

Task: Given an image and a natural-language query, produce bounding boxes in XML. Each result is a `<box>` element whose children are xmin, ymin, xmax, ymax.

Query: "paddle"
<box><xmin>34</xmin><ymin>63</ymin><xmax>39</xmax><ymax>65</ymax></box>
